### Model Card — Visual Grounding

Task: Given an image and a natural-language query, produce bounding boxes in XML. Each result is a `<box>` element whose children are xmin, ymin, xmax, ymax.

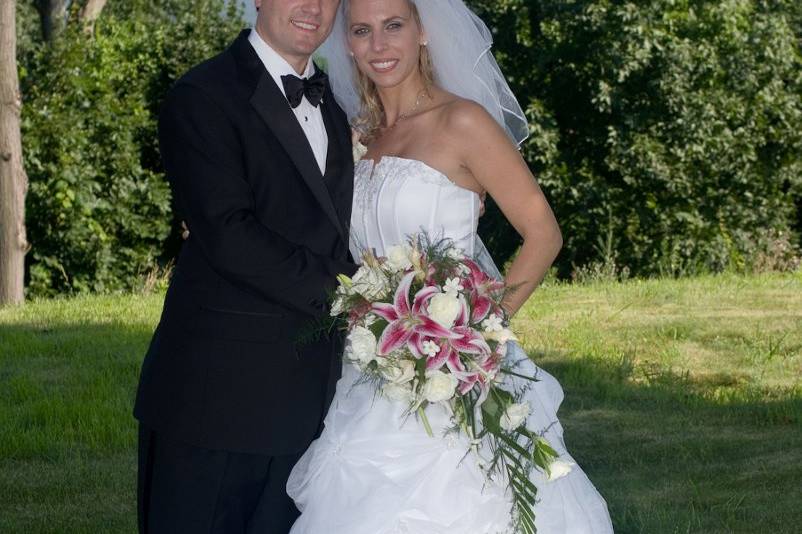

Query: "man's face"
<box><xmin>255</xmin><ymin>0</ymin><xmax>341</xmax><ymax>72</ymax></box>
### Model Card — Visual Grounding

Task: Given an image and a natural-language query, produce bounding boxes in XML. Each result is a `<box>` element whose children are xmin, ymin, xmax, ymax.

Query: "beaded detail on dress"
<box><xmin>349</xmin><ymin>156</ymin><xmax>480</xmax><ymax>260</ymax></box>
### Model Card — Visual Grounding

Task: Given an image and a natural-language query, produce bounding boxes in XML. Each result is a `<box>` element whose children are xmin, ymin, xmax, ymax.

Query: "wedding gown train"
<box><xmin>287</xmin><ymin>157</ymin><xmax>614</xmax><ymax>533</ymax></box>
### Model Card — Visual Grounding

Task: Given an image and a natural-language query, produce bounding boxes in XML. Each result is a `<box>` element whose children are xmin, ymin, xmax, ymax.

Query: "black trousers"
<box><xmin>138</xmin><ymin>425</ymin><xmax>302</xmax><ymax>534</ymax></box>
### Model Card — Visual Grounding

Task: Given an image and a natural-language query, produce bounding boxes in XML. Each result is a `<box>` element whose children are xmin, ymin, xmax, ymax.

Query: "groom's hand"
<box><xmin>181</xmin><ymin>221</ymin><xmax>190</xmax><ymax>240</ymax></box>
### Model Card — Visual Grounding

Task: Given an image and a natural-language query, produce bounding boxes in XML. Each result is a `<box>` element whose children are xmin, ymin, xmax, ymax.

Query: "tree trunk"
<box><xmin>78</xmin><ymin>0</ymin><xmax>108</xmax><ymax>34</ymax></box>
<box><xmin>35</xmin><ymin>0</ymin><xmax>68</xmax><ymax>42</ymax></box>
<box><xmin>0</xmin><ymin>0</ymin><xmax>29</xmax><ymax>306</ymax></box>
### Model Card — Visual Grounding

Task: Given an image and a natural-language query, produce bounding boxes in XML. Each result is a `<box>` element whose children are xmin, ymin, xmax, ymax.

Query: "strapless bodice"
<box><xmin>349</xmin><ymin>156</ymin><xmax>481</xmax><ymax>260</ymax></box>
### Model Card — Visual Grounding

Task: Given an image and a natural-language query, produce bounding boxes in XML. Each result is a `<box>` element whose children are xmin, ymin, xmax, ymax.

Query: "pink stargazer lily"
<box><xmin>426</xmin><ymin>342</ymin><xmax>479</xmax><ymax>390</ymax></box>
<box><xmin>458</xmin><ymin>374</ymin><xmax>480</xmax><ymax>395</ymax></box>
<box><xmin>463</xmin><ymin>260</ymin><xmax>505</xmax><ymax>323</ymax></box>
<box><xmin>424</xmin><ymin>295</ymin><xmax>490</xmax><ymax>370</ymax></box>
<box><xmin>457</xmin><ymin>353</ymin><xmax>499</xmax><ymax>400</ymax></box>
<box><xmin>425</xmin><ymin>332</ymin><xmax>493</xmax><ymax>402</ymax></box>
<box><xmin>373</xmin><ymin>272</ymin><xmax>460</xmax><ymax>356</ymax></box>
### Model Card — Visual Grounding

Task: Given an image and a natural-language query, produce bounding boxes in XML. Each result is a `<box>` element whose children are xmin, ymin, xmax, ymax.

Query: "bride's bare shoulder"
<box><xmin>437</xmin><ymin>94</ymin><xmax>502</xmax><ymax>137</ymax></box>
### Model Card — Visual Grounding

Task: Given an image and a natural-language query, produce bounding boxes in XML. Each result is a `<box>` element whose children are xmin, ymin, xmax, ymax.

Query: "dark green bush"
<box><xmin>21</xmin><ymin>2</ymin><xmax>245</xmax><ymax>296</ymax></box>
<box><xmin>472</xmin><ymin>0</ymin><xmax>802</xmax><ymax>277</ymax></box>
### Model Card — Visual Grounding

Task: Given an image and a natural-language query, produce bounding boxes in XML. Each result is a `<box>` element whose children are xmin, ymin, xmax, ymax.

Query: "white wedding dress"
<box><xmin>287</xmin><ymin>157</ymin><xmax>614</xmax><ymax>534</ymax></box>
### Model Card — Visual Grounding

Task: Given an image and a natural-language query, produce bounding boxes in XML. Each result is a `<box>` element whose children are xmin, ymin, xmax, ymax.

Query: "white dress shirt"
<box><xmin>248</xmin><ymin>29</ymin><xmax>328</xmax><ymax>175</ymax></box>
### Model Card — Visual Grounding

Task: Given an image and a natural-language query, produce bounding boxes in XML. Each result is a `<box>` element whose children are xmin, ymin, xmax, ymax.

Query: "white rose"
<box><xmin>345</xmin><ymin>326</ymin><xmax>377</xmax><ymax>367</ymax></box>
<box><xmin>330</xmin><ymin>293</ymin><xmax>347</xmax><ymax>317</ymax></box>
<box><xmin>330</xmin><ymin>283</ymin><xmax>353</xmax><ymax>316</ymax></box>
<box><xmin>547</xmin><ymin>460</ymin><xmax>574</xmax><ymax>482</ymax></box>
<box><xmin>500</xmin><ymin>402</ymin><xmax>531</xmax><ymax>432</ymax></box>
<box><xmin>380</xmin><ymin>359</ymin><xmax>416</xmax><ymax>384</ymax></box>
<box><xmin>385</xmin><ymin>245</ymin><xmax>413</xmax><ymax>272</ymax></box>
<box><xmin>421</xmin><ymin>370</ymin><xmax>458</xmax><ymax>403</ymax></box>
<box><xmin>382</xmin><ymin>382</ymin><xmax>415</xmax><ymax>403</ymax></box>
<box><xmin>351</xmin><ymin>265</ymin><xmax>390</xmax><ymax>300</ymax></box>
<box><xmin>446</xmin><ymin>247</ymin><xmax>465</xmax><ymax>260</ymax></box>
<box><xmin>483</xmin><ymin>328</ymin><xmax>517</xmax><ymax>345</ymax></box>
<box><xmin>427</xmin><ymin>292</ymin><xmax>461</xmax><ymax>328</ymax></box>
<box><xmin>482</xmin><ymin>313</ymin><xmax>504</xmax><ymax>332</ymax></box>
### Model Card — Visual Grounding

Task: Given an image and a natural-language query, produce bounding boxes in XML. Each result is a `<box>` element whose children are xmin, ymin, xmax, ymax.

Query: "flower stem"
<box><xmin>418</xmin><ymin>406</ymin><xmax>434</xmax><ymax>437</ymax></box>
<box><xmin>499</xmin><ymin>369</ymin><xmax>538</xmax><ymax>382</ymax></box>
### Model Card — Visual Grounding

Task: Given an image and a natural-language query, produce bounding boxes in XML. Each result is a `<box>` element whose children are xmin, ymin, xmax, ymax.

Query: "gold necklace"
<box><xmin>385</xmin><ymin>88</ymin><xmax>429</xmax><ymax>129</ymax></box>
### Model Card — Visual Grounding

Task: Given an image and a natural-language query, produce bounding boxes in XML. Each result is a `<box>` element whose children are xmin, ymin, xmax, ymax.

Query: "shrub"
<box><xmin>471</xmin><ymin>0</ymin><xmax>802</xmax><ymax>277</ymax></box>
<box><xmin>21</xmin><ymin>2</ymin><xmax>245</xmax><ymax>296</ymax></box>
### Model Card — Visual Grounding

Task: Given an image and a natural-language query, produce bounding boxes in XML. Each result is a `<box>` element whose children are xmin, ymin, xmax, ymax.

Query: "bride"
<box><xmin>287</xmin><ymin>0</ymin><xmax>614</xmax><ymax>532</ymax></box>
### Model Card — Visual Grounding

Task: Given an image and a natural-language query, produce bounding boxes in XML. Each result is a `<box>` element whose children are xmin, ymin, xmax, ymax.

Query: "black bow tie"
<box><xmin>281</xmin><ymin>69</ymin><xmax>327</xmax><ymax>108</ymax></box>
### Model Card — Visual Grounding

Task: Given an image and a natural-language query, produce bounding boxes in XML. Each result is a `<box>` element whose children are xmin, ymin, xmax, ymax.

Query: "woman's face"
<box><xmin>347</xmin><ymin>0</ymin><xmax>426</xmax><ymax>89</ymax></box>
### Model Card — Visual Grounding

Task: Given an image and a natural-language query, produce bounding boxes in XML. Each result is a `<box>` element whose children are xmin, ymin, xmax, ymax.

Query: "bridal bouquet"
<box><xmin>331</xmin><ymin>235</ymin><xmax>562</xmax><ymax>534</ymax></box>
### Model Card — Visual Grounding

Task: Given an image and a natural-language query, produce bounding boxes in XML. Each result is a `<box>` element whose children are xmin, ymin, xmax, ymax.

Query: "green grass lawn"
<box><xmin>1</xmin><ymin>272</ymin><xmax>800</xmax><ymax>533</ymax></box>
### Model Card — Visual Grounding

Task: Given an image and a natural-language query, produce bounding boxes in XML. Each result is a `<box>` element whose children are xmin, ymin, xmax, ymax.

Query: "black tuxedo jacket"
<box><xmin>134</xmin><ymin>30</ymin><xmax>357</xmax><ymax>455</ymax></box>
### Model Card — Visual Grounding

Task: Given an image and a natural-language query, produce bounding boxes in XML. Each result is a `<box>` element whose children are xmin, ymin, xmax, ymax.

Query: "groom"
<box><xmin>133</xmin><ymin>0</ymin><xmax>353</xmax><ymax>532</ymax></box>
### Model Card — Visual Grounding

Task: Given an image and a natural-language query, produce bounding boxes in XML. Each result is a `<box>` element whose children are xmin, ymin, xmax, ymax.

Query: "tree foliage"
<box><xmin>20</xmin><ymin>1</ymin><xmax>245</xmax><ymax>295</ymax></box>
<box><xmin>470</xmin><ymin>0</ymin><xmax>802</xmax><ymax>277</ymax></box>
<box><xmin>16</xmin><ymin>1</ymin><xmax>802</xmax><ymax>296</ymax></box>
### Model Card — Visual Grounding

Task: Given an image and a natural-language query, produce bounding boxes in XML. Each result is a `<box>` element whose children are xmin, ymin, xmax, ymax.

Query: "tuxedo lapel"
<box><xmin>239</xmin><ymin>37</ymin><xmax>346</xmax><ymax>241</ymax></box>
<box><xmin>249</xmin><ymin>74</ymin><xmax>346</xmax><ymax>240</ymax></box>
<box><xmin>320</xmin><ymin>88</ymin><xmax>353</xmax><ymax>230</ymax></box>
<box><xmin>321</xmin><ymin>91</ymin><xmax>350</xmax><ymax>168</ymax></box>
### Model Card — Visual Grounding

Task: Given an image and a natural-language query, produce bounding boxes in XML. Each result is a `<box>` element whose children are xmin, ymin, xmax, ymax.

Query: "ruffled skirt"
<box><xmin>287</xmin><ymin>348</ymin><xmax>614</xmax><ymax>534</ymax></box>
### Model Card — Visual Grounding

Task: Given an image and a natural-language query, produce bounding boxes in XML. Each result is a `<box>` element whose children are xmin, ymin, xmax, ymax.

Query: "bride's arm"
<box><xmin>449</xmin><ymin>101</ymin><xmax>563</xmax><ymax>316</ymax></box>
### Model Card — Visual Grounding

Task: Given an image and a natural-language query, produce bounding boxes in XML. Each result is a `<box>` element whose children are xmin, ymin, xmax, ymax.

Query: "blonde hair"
<box><xmin>349</xmin><ymin>0</ymin><xmax>435</xmax><ymax>142</ymax></box>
